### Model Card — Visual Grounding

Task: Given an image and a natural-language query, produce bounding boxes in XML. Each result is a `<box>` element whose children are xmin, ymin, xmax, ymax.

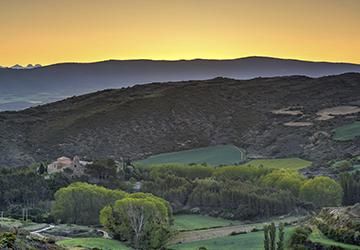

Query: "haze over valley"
<box><xmin>2</xmin><ymin>56</ymin><xmax>360</xmax><ymax>111</ymax></box>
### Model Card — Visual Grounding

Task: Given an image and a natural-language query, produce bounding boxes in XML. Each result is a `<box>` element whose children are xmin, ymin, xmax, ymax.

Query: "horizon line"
<box><xmin>2</xmin><ymin>55</ymin><xmax>360</xmax><ymax>68</ymax></box>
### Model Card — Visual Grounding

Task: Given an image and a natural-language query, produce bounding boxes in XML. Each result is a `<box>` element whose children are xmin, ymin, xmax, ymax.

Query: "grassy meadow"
<box><xmin>173</xmin><ymin>214</ymin><xmax>238</xmax><ymax>231</ymax></box>
<box><xmin>239</xmin><ymin>158</ymin><xmax>312</xmax><ymax>170</ymax></box>
<box><xmin>57</xmin><ymin>237</ymin><xmax>131</xmax><ymax>250</ymax></box>
<box><xmin>137</xmin><ymin>144</ymin><xmax>246</xmax><ymax>166</ymax></box>
<box><xmin>0</xmin><ymin>217</ymin><xmax>47</xmax><ymax>231</ymax></box>
<box><xmin>333</xmin><ymin>121</ymin><xmax>360</xmax><ymax>141</ymax></box>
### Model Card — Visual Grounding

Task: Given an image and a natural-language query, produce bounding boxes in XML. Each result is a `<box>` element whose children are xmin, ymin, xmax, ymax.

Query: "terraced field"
<box><xmin>333</xmin><ymin>121</ymin><xmax>360</xmax><ymax>141</ymax></box>
<box><xmin>173</xmin><ymin>215</ymin><xmax>238</xmax><ymax>231</ymax></box>
<box><xmin>57</xmin><ymin>237</ymin><xmax>131</xmax><ymax>250</ymax></box>
<box><xmin>171</xmin><ymin>227</ymin><xmax>295</xmax><ymax>250</ymax></box>
<box><xmin>137</xmin><ymin>145</ymin><xmax>246</xmax><ymax>166</ymax></box>
<box><xmin>240</xmin><ymin>158</ymin><xmax>312</xmax><ymax>170</ymax></box>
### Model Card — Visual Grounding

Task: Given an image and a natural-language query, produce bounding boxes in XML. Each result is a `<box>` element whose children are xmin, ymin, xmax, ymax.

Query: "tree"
<box><xmin>264</xmin><ymin>225</ymin><xmax>270</xmax><ymax>250</ymax></box>
<box><xmin>85</xmin><ymin>158</ymin><xmax>118</xmax><ymax>180</ymax></box>
<box><xmin>277</xmin><ymin>223</ymin><xmax>285</xmax><ymax>250</ymax></box>
<box><xmin>100</xmin><ymin>192</ymin><xmax>171</xmax><ymax>250</ymax></box>
<box><xmin>300</xmin><ymin>176</ymin><xmax>343</xmax><ymax>207</ymax></box>
<box><xmin>261</xmin><ymin>169</ymin><xmax>305</xmax><ymax>196</ymax></box>
<box><xmin>37</xmin><ymin>163</ymin><xmax>46</xmax><ymax>175</ymax></box>
<box><xmin>340</xmin><ymin>172</ymin><xmax>360</xmax><ymax>205</ymax></box>
<box><xmin>269</xmin><ymin>222</ymin><xmax>276</xmax><ymax>250</ymax></box>
<box><xmin>51</xmin><ymin>182</ymin><xmax>126</xmax><ymax>225</ymax></box>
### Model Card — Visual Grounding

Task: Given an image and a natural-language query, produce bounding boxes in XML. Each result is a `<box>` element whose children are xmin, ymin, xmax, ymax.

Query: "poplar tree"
<box><xmin>277</xmin><ymin>223</ymin><xmax>285</xmax><ymax>250</ymax></box>
<box><xmin>264</xmin><ymin>225</ymin><xmax>270</xmax><ymax>250</ymax></box>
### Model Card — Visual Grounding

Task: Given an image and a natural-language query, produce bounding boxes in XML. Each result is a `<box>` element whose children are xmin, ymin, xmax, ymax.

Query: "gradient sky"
<box><xmin>1</xmin><ymin>0</ymin><xmax>360</xmax><ymax>66</ymax></box>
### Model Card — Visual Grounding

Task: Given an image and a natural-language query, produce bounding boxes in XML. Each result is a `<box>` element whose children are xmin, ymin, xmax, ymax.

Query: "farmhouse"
<box><xmin>47</xmin><ymin>156</ymin><xmax>92</xmax><ymax>176</ymax></box>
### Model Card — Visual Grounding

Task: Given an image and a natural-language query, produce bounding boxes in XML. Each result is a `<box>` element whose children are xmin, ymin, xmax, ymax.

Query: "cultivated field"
<box><xmin>173</xmin><ymin>215</ymin><xmax>238</xmax><ymax>231</ymax></box>
<box><xmin>170</xmin><ymin>227</ymin><xmax>295</xmax><ymax>250</ymax></box>
<box><xmin>57</xmin><ymin>237</ymin><xmax>131</xmax><ymax>250</ymax></box>
<box><xmin>137</xmin><ymin>144</ymin><xmax>246</xmax><ymax>166</ymax></box>
<box><xmin>333</xmin><ymin>121</ymin><xmax>360</xmax><ymax>141</ymax></box>
<box><xmin>239</xmin><ymin>158</ymin><xmax>312</xmax><ymax>170</ymax></box>
<box><xmin>171</xmin><ymin>216</ymin><xmax>304</xmax><ymax>244</ymax></box>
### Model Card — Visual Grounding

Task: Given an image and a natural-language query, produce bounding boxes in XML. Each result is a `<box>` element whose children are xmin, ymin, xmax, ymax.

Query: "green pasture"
<box><xmin>137</xmin><ymin>144</ymin><xmax>246</xmax><ymax>166</ymax></box>
<box><xmin>239</xmin><ymin>158</ymin><xmax>312</xmax><ymax>170</ymax></box>
<box><xmin>57</xmin><ymin>237</ymin><xmax>131</xmax><ymax>250</ymax></box>
<box><xmin>173</xmin><ymin>214</ymin><xmax>238</xmax><ymax>231</ymax></box>
<box><xmin>0</xmin><ymin>217</ymin><xmax>47</xmax><ymax>231</ymax></box>
<box><xmin>333</xmin><ymin>121</ymin><xmax>360</xmax><ymax>141</ymax></box>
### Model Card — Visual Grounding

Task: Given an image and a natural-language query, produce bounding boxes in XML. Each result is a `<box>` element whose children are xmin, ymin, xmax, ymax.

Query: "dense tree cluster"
<box><xmin>260</xmin><ymin>169</ymin><xmax>305</xmax><ymax>196</ymax></box>
<box><xmin>299</xmin><ymin>176</ymin><xmax>343</xmax><ymax>208</ymax></box>
<box><xmin>142</xmin><ymin>164</ymin><xmax>297</xmax><ymax>219</ymax></box>
<box><xmin>188</xmin><ymin>179</ymin><xmax>295</xmax><ymax>218</ymax></box>
<box><xmin>340</xmin><ymin>171</ymin><xmax>360</xmax><ymax>205</ymax></box>
<box><xmin>0</xmin><ymin>166</ymin><xmax>71</xmax><ymax>221</ymax></box>
<box><xmin>141</xmin><ymin>163</ymin><xmax>346</xmax><ymax>219</ymax></box>
<box><xmin>51</xmin><ymin>182</ymin><xmax>126</xmax><ymax>225</ymax></box>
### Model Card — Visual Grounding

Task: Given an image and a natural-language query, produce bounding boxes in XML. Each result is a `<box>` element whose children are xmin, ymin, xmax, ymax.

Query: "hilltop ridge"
<box><xmin>1</xmin><ymin>56</ymin><xmax>360</xmax><ymax>110</ymax></box>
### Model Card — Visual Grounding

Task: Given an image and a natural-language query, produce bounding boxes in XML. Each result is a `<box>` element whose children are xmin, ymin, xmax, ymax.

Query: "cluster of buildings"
<box><xmin>47</xmin><ymin>156</ymin><xmax>92</xmax><ymax>176</ymax></box>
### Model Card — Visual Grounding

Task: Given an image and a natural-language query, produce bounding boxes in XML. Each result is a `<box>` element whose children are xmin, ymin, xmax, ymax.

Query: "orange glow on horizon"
<box><xmin>1</xmin><ymin>0</ymin><xmax>360</xmax><ymax>66</ymax></box>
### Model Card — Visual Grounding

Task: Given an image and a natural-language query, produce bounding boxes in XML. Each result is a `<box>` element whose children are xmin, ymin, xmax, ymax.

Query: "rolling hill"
<box><xmin>0</xmin><ymin>73</ymin><xmax>359</xmax><ymax>167</ymax></box>
<box><xmin>1</xmin><ymin>56</ymin><xmax>360</xmax><ymax>110</ymax></box>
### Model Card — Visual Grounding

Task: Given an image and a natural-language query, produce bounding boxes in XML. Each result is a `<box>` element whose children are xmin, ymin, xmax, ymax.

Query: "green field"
<box><xmin>351</xmin><ymin>164</ymin><xmax>360</xmax><ymax>173</ymax></box>
<box><xmin>333</xmin><ymin>121</ymin><xmax>360</xmax><ymax>141</ymax></box>
<box><xmin>46</xmin><ymin>224</ymin><xmax>98</xmax><ymax>237</ymax></box>
<box><xmin>309</xmin><ymin>227</ymin><xmax>359</xmax><ymax>250</ymax></box>
<box><xmin>57</xmin><ymin>237</ymin><xmax>131</xmax><ymax>250</ymax></box>
<box><xmin>0</xmin><ymin>217</ymin><xmax>47</xmax><ymax>231</ymax></box>
<box><xmin>173</xmin><ymin>215</ymin><xmax>238</xmax><ymax>231</ymax></box>
<box><xmin>171</xmin><ymin>227</ymin><xmax>295</xmax><ymax>250</ymax></box>
<box><xmin>137</xmin><ymin>145</ymin><xmax>246</xmax><ymax>166</ymax></box>
<box><xmin>239</xmin><ymin>158</ymin><xmax>312</xmax><ymax>170</ymax></box>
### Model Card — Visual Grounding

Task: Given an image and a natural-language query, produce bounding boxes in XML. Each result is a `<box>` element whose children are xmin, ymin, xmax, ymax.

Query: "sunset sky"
<box><xmin>1</xmin><ymin>0</ymin><xmax>360</xmax><ymax>66</ymax></box>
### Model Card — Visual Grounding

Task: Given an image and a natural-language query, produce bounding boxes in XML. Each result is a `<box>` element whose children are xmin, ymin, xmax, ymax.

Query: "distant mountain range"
<box><xmin>9</xmin><ymin>64</ymin><xmax>42</xmax><ymax>70</ymax></box>
<box><xmin>1</xmin><ymin>56</ymin><xmax>360</xmax><ymax>110</ymax></box>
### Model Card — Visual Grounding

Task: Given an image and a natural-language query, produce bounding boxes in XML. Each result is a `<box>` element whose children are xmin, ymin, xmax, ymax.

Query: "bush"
<box><xmin>288</xmin><ymin>226</ymin><xmax>312</xmax><ymax>248</ymax></box>
<box><xmin>0</xmin><ymin>232</ymin><xmax>16</xmax><ymax>248</ymax></box>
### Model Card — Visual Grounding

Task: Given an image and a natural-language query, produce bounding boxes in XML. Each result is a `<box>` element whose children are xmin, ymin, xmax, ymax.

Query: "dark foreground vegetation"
<box><xmin>0</xmin><ymin>155</ymin><xmax>359</xmax><ymax>249</ymax></box>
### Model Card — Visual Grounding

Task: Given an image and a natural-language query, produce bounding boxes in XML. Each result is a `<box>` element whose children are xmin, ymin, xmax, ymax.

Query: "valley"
<box><xmin>0</xmin><ymin>74</ymin><xmax>359</xmax><ymax>250</ymax></box>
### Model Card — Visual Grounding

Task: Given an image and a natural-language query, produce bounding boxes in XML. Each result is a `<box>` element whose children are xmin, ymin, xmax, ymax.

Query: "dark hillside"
<box><xmin>1</xmin><ymin>56</ymin><xmax>360</xmax><ymax>110</ymax></box>
<box><xmin>0</xmin><ymin>73</ymin><xmax>359</xmax><ymax>166</ymax></box>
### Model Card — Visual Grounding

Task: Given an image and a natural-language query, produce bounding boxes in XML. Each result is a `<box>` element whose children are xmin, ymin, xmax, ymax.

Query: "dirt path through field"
<box><xmin>170</xmin><ymin>216</ymin><xmax>305</xmax><ymax>244</ymax></box>
<box><xmin>30</xmin><ymin>224</ymin><xmax>55</xmax><ymax>239</ymax></box>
